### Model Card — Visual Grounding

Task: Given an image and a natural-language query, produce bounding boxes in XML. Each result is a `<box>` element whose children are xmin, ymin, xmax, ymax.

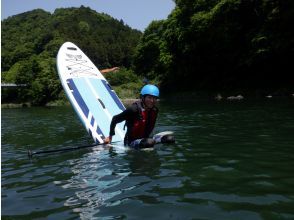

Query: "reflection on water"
<box><xmin>61</xmin><ymin>149</ymin><xmax>129</xmax><ymax>219</ymax></box>
<box><xmin>2</xmin><ymin>100</ymin><xmax>294</xmax><ymax>219</ymax></box>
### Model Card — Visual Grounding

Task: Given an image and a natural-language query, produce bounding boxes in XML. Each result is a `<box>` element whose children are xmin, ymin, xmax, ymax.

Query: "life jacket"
<box><xmin>125</xmin><ymin>101</ymin><xmax>158</xmax><ymax>144</ymax></box>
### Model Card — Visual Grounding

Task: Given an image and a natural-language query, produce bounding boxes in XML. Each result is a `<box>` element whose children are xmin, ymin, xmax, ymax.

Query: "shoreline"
<box><xmin>1</xmin><ymin>99</ymin><xmax>140</xmax><ymax>109</ymax></box>
<box><xmin>2</xmin><ymin>94</ymin><xmax>294</xmax><ymax>109</ymax></box>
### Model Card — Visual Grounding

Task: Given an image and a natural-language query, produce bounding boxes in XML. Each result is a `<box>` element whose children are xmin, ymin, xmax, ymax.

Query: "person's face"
<box><xmin>143</xmin><ymin>95</ymin><xmax>157</xmax><ymax>109</ymax></box>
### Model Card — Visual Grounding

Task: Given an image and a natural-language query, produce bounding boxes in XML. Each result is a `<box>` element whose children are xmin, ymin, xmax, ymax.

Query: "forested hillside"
<box><xmin>133</xmin><ymin>0</ymin><xmax>294</xmax><ymax>94</ymax></box>
<box><xmin>1</xmin><ymin>6</ymin><xmax>141</xmax><ymax>105</ymax></box>
<box><xmin>2</xmin><ymin>1</ymin><xmax>294</xmax><ymax>106</ymax></box>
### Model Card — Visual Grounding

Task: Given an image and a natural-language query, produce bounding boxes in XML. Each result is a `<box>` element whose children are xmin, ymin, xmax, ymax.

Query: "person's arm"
<box><xmin>104</xmin><ymin>105</ymin><xmax>137</xmax><ymax>143</ymax></box>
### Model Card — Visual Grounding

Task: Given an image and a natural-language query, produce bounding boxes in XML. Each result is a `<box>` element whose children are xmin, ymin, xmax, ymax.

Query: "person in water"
<box><xmin>104</xmin><ymin>84</ymin><xmax>173</xmax><ymax>149</ymax></box>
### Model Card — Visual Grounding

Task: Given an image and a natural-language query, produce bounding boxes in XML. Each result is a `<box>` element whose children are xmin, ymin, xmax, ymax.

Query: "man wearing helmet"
<box><xmin>104</xmin><ymin>84</ymin><xmax>160</xmax><ymax>149</ymax></box>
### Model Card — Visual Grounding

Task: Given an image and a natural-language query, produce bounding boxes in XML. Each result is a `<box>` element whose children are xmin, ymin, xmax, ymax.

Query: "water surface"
<box><xmin>2</xmin><ymin>99</ymin><xmax>294</xmax><ymax>219</ymax></box>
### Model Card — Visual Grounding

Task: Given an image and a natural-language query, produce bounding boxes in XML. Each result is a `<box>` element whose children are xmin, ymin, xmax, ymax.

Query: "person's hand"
<box><xmin>104</xmin><ymin>136</ymin><xmax>112</xmax><ymax>144</ymax></box>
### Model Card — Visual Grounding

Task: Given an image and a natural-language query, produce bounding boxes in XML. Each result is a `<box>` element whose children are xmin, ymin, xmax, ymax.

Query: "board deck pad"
<box><xmin>57</xmin><ymin>42</ymin><xmax>126</xmax><ymax>144</ymax></box>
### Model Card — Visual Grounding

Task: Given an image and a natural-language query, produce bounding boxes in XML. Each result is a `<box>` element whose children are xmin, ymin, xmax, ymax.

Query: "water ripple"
<box><xmin>2</xmin><ymin>102</ymin><xmax>294</xmax><ymax>219</ymax></box>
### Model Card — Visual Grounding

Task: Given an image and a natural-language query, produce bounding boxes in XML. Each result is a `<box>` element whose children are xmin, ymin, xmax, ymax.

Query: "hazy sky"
<box><xmin>1</xmin><ymin>0</ymin><xmax>176</xmax><ymax>31</ymax></box>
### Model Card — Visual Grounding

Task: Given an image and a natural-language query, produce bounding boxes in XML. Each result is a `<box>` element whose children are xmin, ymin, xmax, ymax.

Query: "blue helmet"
<box><xmin>140</xmin><ymin>84</ymin><xmax>159</xmax><ymax>97</ymax></box>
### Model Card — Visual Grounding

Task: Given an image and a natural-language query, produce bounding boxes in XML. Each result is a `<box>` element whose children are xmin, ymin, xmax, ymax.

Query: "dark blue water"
<box><xmin>2</xmin><ymin>99</ymin><xmax>294</xmax><ymax>219</ymax></box>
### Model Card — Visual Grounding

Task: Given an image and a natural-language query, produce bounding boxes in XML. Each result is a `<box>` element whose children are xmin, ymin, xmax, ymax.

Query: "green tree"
<box><xmin>133</xmin><ymin>0</ymin><xmax>294</xmax><ymax>92</ymax></box>
<box><xmin>1</xmin><ymin>7</ymin><xmax>142</xmax><ymax>105</ymax></box>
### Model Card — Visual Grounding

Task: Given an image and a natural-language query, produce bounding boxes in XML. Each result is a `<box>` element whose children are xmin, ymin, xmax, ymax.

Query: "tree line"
<box><xmin>134</xmin><ymin>0</ymin><xmax>294</xmax><ymax>95</ymax></box>
<box><xmin>1</xmin><ymin>6</ymin><xmax>142</xmax><ymax>105</ymax></box>
<box><xmin>2</xmin><ymin>1</ymin><xmax>294</xmax><ymax>105</ymax></box>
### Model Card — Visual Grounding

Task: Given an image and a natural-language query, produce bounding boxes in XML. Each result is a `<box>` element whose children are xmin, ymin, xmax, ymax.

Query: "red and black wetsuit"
<box><xmin>109</xmin><ymin>101</ymin><xmax>158</xmax><ymax>145</ymax></box>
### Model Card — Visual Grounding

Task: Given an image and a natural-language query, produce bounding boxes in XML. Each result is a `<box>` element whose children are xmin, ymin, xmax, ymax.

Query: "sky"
<box><xmin>1</xmin><ymin>0</ymin><xmax>176</xmax><ymax>31</ymax></box>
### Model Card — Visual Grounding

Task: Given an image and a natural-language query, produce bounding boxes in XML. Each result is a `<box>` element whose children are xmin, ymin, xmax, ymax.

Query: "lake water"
<box><xmin>2</xmin><ymin>99</ymin><xmax>294</xmax><ymax>219</ymax></box>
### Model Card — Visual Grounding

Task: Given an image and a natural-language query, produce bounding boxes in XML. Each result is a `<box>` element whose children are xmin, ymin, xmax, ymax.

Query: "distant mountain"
<box><xmin>1</xmin><ymin>6</ymin><xmax>142</xmax><ymax>105</ymax></box>
<box><xmin>2</xmin><ymin>6</ymin><xmax>141</xmax><ymax>72</ymax></box>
